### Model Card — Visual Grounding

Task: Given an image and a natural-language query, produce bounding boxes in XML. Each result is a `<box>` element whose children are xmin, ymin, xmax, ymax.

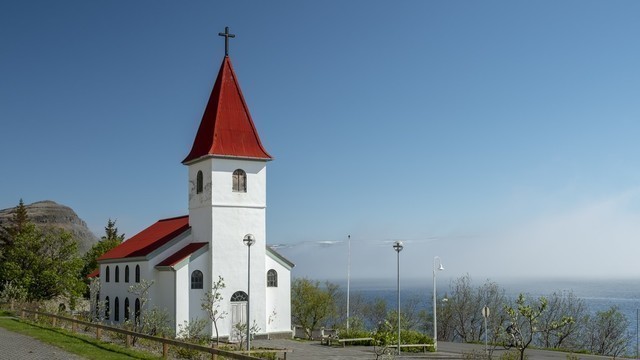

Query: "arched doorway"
<box><xmin>230</xmin><ymin>291</ymin><xmax>248</xmax><ymax>342</ymax></box>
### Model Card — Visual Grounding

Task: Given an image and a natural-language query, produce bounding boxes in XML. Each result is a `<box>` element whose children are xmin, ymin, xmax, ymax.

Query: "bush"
<box><xmin>173</xmin><ymin>319</ymin><xmax>208</xmax><ymax>359</ymax></box>
<box><xmin>399</xmin><ymin>330</ymin><xmax>433</xmax><ymax>352</ymax></box>
<box><xmin>339</xmin><ymin>328</ymin><xmax>374</xmax><ymax>345</ymax></box>
<box><xmin>252</xmin><ymin>349</ymin><xmax>277</xmax><ymax>360</ymax></box>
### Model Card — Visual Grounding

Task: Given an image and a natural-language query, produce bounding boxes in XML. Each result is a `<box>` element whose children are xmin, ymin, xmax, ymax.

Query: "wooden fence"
<box><xmin>19</xmin><ymin>309</ymin><xmax>291</xmax><ymax>360</ymax></box>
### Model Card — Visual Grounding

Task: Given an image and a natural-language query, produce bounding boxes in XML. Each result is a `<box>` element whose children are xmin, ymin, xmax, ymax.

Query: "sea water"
<box><xmin>338</xmin><ymin>277</ymin><xmax>640</xmax><ymax>353</ymax></box>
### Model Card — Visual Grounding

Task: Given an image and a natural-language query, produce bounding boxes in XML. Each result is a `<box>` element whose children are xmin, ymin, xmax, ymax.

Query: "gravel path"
<box><xmin>0</xmin><ymin>323</ymin><xmax>84</xmax><ymax>359</ymax></box>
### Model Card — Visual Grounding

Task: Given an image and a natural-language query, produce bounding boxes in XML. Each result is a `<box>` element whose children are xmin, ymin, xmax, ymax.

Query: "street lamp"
<box><xmin>346</xmin><ymin>235</ymin><xmax>351</xmax><ymax>331</ymax></box>
<box><xmin>393</xmin><ymin>241</ymin><xmax>404</xmax><ymax>356</ymax></box>
<box><xmin>243</xmin><ymin>234</ymin><xmax>256</xmax><ymax>352</ymax></box>
<box><xmin>433</xmin><ymin>256</ymin><xmax>444</xmax><ymax>352</ymax></box>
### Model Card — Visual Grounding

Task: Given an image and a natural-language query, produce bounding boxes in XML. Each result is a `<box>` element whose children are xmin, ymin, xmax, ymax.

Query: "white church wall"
<box><xmin>174</xmin><ymin>265</ymin><xmax>189</xmax><ymax>334</ymax></box>
<box><xmin>265</xmin><ymin>255</ymin><xmax>292</xmax><ymax>333</ymax></box>
<box><xmin>155</xmin><ymin>270</ymin><xmax>175</xmax><ymax>329</ymax></box>
<box><xmin>211</xmin><ymin>206</ymin><xmax>267</xmax><ymax>337</ymax></box>
<box><xmin>99</xmin><ymin>262</ymin><xmax>143</xmax><ymax>324</ymax></box>
<box><xmin>189</xmin><ymin>161</ymin><xmax>213</xmax><ymax>244</ymax></box>
<box><xmin>211</xmin><ymin>158</ymin><xmax>267</xmax><ymax>208</ymax></box>
<box><xmin>188</xmin><ymin>253</ymin><xmax>209</xmax><ymax>328</ymax></box>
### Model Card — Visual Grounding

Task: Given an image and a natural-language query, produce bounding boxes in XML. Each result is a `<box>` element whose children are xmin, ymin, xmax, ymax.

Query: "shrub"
<box><xmin>339</xmin><ymin>329</ymin><xmax>374</xmax><ymax>345</ymax></box>
<box><xmin>174</xmin><ymin>319</ymin><xmax>208</xmax><ymax>359</ymax></box>
<box><xmin>399</xmin><ymin>330</ymin><xmax>433</xmax><ymax>352</ymax></box>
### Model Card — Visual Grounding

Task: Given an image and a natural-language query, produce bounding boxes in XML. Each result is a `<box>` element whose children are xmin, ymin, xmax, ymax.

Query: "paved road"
<box><xmin>438</xmin><ymin>342</ymin><xmax>615</xmax><ymax>360</ymax></box>
<box><xmin>254</xmin><ymin>339</ymin><xmax>618</xmax><ymax>360</ymax></box>
<box><xmin>0</xmin><ymin>325</ymin><xmax>617</xmax><ymax>360</ymax></box>
<box><xmin>0</xmin><ymin>324</ymin><xmax>83</xmax><ymax>360</ymax></box>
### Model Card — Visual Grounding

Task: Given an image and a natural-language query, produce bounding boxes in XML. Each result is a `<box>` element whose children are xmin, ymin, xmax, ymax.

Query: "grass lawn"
<box><xmin>0</xmin><ymin>317</ymin><xmax>161</xmax><ymax>360</ymax></box>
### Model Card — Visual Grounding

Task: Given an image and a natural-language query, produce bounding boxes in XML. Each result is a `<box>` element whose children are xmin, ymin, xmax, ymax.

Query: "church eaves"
<box><xmin>182</xmin><ymin>56</ymin><xmax>272</xmax><ymax>164</ymax></box>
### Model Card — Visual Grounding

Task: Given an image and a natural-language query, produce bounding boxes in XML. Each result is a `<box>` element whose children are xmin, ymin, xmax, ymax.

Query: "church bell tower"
<box><xmin>181</xmin><ymin>27</ymin><xmax>272</xmax><ymax>337</ymax></box>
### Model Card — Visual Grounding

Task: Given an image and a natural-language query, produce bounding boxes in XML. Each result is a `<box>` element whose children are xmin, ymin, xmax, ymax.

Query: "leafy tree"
<box><xmin>201</xmin><ymin>276</ymin><xmax>227</xmax><ymax>346</ymax></box>
<box><xmin>333</xmin><ymin>290</ymin><xmax>367</xmax><ymax>331</ymax></box>
<box><xmin>88</xmin><ymin>277</ymin><xmax>104</xmax><ymax>322</ymax></box>
<box><xmin>3</xmin><ymin>199</ymin><xmax>29</xmax><ymax>241</ymax></box>
<box><xmin>0</xmin><ymin>199</ymin><xmax>30</xmax><ymax>280</ymax></box>
<box><xmin>0</xmin><ymin>281</ymin><xmax>27</xmax><ymax>311</ymax></box>
<box><xmin>291</xmin><ymin>278</ymin><xmax>338</xmax><ymax>339</ymax></box>
<box><xmin>504</xmin><ymin>293</ymin><xmax>573</xmax><ymax>360</ymax></box>
<box><xmin>584</xmin><ymin>306</ymin><xmax>629</xmax><ymax>357</ymax></box>
<box><xmin>81</xmin><ymin>219</ymin><xmax>124</xmax><ymax>279</ymax></box>
<box><xmin>0</xmin><ymin>222</ymin><xmax>83</xmax><ymax>302</ymax></box>
<box><xmin>385</xmin><ymin>294</ymin><xmax>428</xmax><ymax>332</ymax></box>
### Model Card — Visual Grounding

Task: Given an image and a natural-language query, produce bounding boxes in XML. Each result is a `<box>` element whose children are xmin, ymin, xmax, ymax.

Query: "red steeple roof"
<box><xmin>182</xmin><ymin>56</ymin><xmax>272</xmax><ymax>164</ymax></box>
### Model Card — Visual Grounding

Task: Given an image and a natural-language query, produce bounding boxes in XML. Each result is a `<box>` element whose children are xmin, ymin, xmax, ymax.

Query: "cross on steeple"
<box><xmin>218</xmin><ymin>26</ymin><xmax>235</xmax><ymax>57</ymax></box>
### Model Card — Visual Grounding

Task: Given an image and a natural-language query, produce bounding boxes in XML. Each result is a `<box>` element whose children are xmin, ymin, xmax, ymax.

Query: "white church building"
<box><xmin>93</xmin><ymin>38</ymin><xmax>294</xmax><ymax>339</ymax></box>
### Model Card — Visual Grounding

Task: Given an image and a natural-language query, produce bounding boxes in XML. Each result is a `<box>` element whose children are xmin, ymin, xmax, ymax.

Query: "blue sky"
<box><xmin>3</xmin><ymin>1</ymin><xmax>640</xmax><ymax>282</ymax></box>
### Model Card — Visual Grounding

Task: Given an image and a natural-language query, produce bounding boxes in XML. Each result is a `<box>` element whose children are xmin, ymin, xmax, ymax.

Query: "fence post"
<box><xmin>126</xmin><ymin>334</ymin><xmax>132</xmax><ymax>348</ymax></box>
<box><xmin>96</xmin><ymin>327</ymin><xmax>102</xmax><ymax>340</ymax></box>
<box><xmin>211</xmin><ymin>343</ymin><xmax>218</xmax><ymax>360</ymax></box>
<box><xmin>34</xmin><ymin>312</ymin><xmax>38</xmax><ymax>322</ymax></box>
<box><xmin>20</xmin><ymin>309</ymin><xmax>25</xmax><ymax>318</ymax></box>
<box><xmin>162</xmin><ymin>336</ymin><xmax>169</xmax><ymax>359</ymax></box>
<box><xmin>71</xmin><ymin>315</ymin><xmax>77</xmax><ymax>333</ymax></box>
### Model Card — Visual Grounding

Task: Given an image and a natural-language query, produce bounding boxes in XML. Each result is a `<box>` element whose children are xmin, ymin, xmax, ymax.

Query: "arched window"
<box><xmin>135</xmin><ymin>298</ymin><xmax>141</xmax><ymax>325</ymax></box>
<box><xmin>105</xmin><ymin>296</ymin><xmax>110</xmax><ymax>320</ymax></box>
<box><xmin>114</xmin><ymin>297</ymin><xmax>120</xmax><ymax>321</ymax></box>
<box><xmin>267</xmin><ymin>269</ymin><xmax>278</xmax><ymax>287</ymax></box>
<box><xmin>124</xmin><ymin>298</ymin><xmax>130</xmax><ymax>321</ymax></box>
<box><xmin>125</xmin><ymin>265</ymin><xmax>130</xmax><ymax>283</ymax></box>
<box><xmin>232</xmin><ymin>169</ymin><xmax>247</xmax><ymax>192</ymax></box>
<box><xmin>196</xmin><ymin>170</ymin><xmax>203</xmax><ymax>194</ymax></box>
<box><xmin>231</xmin><ymin>291</ymin><xmax>248</xmax><ymax>302</ymax></box>
<box><xmin>105</xmin><ymin>266</ymin><xmax>110</xmax><ymax>282</ymax></box>
<box><xmin>115</xmin><ymin>266</ymin><xmax>120</xmax><ymax>283</ymax></box>
<box><xmin>191</xmin><ymin>270</ymin><xmax>203</xmax><ymax>289</ymax></box>
<box><xmin>135</xmin><ymin>265</ymin><xmax>140</xmax><ymax>283</ymax></box>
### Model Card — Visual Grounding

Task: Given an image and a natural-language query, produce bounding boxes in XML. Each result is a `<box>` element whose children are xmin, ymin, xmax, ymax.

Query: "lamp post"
<box><xmin>243</xmin><ymin>234</ymin><xmax>255</xmax><ymax>352</ymax></box>
<box><xmin>433</xmin><ymin>256</ymin><xmax>444</xmax><ymax>352</ymax></box>
<box><xmin>393</xmin><ymin>241</ymin><xmax>404</xmax><ymax>356</ymax></box>
<box><xmin>347</xmin><ymin>235</ymin><xmax>351</xmax><ymax>331</ymax></box>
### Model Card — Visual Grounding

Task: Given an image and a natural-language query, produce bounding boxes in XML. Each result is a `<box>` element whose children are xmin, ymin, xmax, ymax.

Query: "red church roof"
<box><xmin>87</xmin><ymin>268</ymin><xmax>99</xmax><ymax>278</ymax></box>
<box><xmin>182</xmin><ymin>56</ymin><xmax>272</xmax><ymax>164</ymax></box>
<box><xmin>98</xmin><ymin>215</ymin><xmax>190</xmax><ymax>260</ymax></box>
<box><xmin>156</xmin><ymin>242</ymin><xmax>208</xmax><ymax>267</ymax></box>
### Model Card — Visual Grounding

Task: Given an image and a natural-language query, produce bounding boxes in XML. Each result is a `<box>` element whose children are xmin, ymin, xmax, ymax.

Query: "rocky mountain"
<box><xmin>0</xmin><ymin>200</ymin><xmax>99</xmax><ymax>254</ymax></box>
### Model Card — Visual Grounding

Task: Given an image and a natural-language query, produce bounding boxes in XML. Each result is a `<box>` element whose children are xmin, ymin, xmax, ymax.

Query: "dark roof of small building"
<box><xmin>98</xmin><ymin>215</ymin><xmax>190</xmax><ymax>260</ymax></box>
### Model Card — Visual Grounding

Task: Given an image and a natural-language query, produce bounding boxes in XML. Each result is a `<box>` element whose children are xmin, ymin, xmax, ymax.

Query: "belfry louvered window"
<box><xmin>232</xmin><ymin>169</ymin><xmax>247</xmax><ymax>192</ymax></box>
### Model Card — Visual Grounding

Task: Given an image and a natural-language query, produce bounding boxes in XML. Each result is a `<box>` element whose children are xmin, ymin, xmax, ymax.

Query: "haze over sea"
<box><xmin>332</xmin><ymin>277</ymin><xmax>640</xmax><ymax>352</ymax></box>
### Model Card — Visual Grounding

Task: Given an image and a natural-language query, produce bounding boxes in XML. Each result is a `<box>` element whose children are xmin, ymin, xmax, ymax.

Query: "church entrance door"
<box><xmin>230</xmin><ymin>302</ymin><xmax>247</xmax><ymax>341</ymax></box>
<box><xmin>230</xmin><ymin>291</ymin><xmax>248</xmax><ymax>342</ymax></box>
